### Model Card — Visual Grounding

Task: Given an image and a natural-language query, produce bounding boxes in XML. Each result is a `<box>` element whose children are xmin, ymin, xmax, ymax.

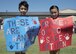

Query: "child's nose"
<box><xmin>53</xmin><ymin>13</ymin><xmax>56</xmax><ymax>15</ymax></box>
<box><xmin>22</xmin><ymin>9</ymin><xmax>25</xmax><ymax>11</ymax></box>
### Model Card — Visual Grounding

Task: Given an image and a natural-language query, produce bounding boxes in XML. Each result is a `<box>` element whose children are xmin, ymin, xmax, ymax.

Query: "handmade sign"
<box><xmin>38</xmin><ymin>16</ymin><xmax>73</xmax><ymax>51</ymax></box>
<box><xmin>4</xmin><ymin>16</ymin><xmax>40</xmax><ymax>51</ymax></box>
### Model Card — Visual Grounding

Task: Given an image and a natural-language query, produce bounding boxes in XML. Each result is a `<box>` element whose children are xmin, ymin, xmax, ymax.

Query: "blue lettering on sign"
<box><xmin>11</xmin><ymin>27</ymin><xmax>20</xmax><ymax>34</ymax></box>
<box><xmin>6</xmin><ymin>27</ymin><xmax>20</xmax><ymax>35</ymax></box>
<box><xmin>7</xmin><ymin>20</ymin><xmax>16</xmax><ymax>27</ymax></box>
<box><xmin>15</xmin><ymin>43</ymin><xmax>19</xmax><ymax>49</ymax></box>
<box><xmin>4</xmin><ymin>16</ymin><xmax>40</xmax><ymax>51</ymax></box>
<box><xmin>16</xmin><ymin>34</ymin><xmax>26</xmax><ymax>41</ymax></box>
<box><xmin>7</xmin><ymin>18</ymin><xmax>29</xmax><ymax>27</ymax></box>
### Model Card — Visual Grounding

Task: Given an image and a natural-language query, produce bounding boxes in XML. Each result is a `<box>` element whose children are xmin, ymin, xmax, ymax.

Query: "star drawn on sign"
<box><xmin>40</xmin><ymin>37</ymin><xmax>45</xmax><ymax>44</ymax></box>
<box><xmin>40</xmin><ymin>39</ymin><xmax>44</xmax><ymax>44</ymax></box>
<box><xmin>65</xmin><ymin>36</ymin><xmax>70</xmax><ymax>40</ymax></box>
<box><xmin>65</xmin><ymin>34</ymin><xmax>70</xmax><ymax>40</ymax></box>
<box><xmin>12</xmin><ymin>36</ymin><xmax>17</xmax><ymax>42</ymax></box>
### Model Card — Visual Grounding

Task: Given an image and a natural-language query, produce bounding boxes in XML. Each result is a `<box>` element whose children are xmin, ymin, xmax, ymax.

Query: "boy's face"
<box><xmin>19</xmin><ymin>5</ymin><xmax>28</xmax><ymax>15</ymax></box>
<box><xmin>50</xmin><ymin>8</ymin><xmax>59</xmax><ymax>19</ymax></box>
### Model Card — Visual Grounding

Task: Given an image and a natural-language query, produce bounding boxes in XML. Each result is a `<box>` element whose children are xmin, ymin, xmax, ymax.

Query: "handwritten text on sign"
<box><xmin>38</xmin><ymin>16</ymin><xmax>73</xmax><ymax>51</ymax></box>
<box><xmin>4</xmin><ymin>16</ymin><xmax>40</xmax><ymax>51</ymax></box>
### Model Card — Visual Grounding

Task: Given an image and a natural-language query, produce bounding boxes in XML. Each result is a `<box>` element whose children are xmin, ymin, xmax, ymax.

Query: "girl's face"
<box><xmin>19</xmin><ymin>5</ymin><xmax>28</xmax><ymax>15</ymax></box>
<box><xmin>50</xmin><ymin>8</ymin><xmax>59</xmax><ymax>19</ymax></box>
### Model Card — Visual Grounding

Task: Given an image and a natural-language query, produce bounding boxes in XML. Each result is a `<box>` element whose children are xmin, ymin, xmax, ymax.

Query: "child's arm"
<box><xmin>0</xmin><ymin>18</ymin><xmax>3</xmax><ymax>25</ymax></box>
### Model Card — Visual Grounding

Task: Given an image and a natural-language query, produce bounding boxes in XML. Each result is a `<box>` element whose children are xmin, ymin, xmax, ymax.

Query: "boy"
<box><xmin>15</xmin><ymin>1</ymin><xmax>29</xmax><ymax>54</ymax></box>
<box><xmin>19</xmin><ymin>1</ymin><xmax>29</xmax><ymax>16</ymax></box>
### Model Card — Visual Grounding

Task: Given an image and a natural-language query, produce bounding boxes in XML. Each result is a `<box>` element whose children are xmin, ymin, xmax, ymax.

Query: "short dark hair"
<box><xmin>49</xmin><ymin>5</ymin><xmax>59</xmax><ymax>12</ymax></box>
<box><xmin>19</xmin><ymin>1</ymin><xmax>29</xmax><ymax>10</ymax></box>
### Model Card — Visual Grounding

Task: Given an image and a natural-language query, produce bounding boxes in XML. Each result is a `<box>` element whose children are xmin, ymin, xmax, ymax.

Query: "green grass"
<box><xmin>0</xmin><ymin>30</ymin><xmax>76</xmax><ymax>54</ymax></box>
<box><xmin>60</xmin><ymin>34</ymin><xmax>76</xmax><ymax>54</ymax></box>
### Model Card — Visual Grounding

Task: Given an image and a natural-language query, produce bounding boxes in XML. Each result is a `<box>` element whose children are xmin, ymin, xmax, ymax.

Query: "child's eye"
<box><xmin>24</xmin><ymin>8</ymin><xmax>27</xmax><ymax>10</ymax></box>
<box><xmin>21</xmin><ymin>8</ymin><xmax>24</xmax><ymax>10</ymax></box>
<box><xmin>21</xmin><ymin>8</ymin><xmax>27</xmax><ymax>10</ymax></box>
